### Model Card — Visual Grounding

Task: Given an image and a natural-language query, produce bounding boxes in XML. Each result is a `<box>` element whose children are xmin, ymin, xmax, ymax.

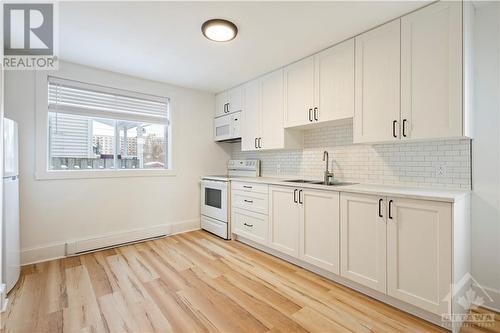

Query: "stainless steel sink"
<box><xmin>283</xmin><ymin>179</ymin><xmax>356</xmax><ymax>186</ymax></box>
<box><xmin>323</xmin><ymin>181</ymin><xmax>357</xmax><ymax>187</ymax></box>
<box><xmin>284</xmin><ymin>179</ymin><xmax>319</xmax><ymax>183</ymax></box>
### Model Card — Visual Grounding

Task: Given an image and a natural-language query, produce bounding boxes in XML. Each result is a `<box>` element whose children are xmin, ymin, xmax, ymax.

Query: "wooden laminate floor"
<box><xmin>2</xmin><ymin>230</ymin><xmax>499</xmax><ymax>333</ymax></box>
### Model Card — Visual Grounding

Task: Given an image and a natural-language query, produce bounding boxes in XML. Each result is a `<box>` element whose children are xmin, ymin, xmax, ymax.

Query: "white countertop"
<box><xmin>228</xmin><ymin>176</ymin><xmax>469</xmax><ymax>203</ymax></box>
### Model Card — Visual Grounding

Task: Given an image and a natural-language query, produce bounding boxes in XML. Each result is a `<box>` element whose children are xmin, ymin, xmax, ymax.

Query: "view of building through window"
<box><xmin>48</xmin><ymin>113</ymin><xmax>167</xmax><ymax>170</ymax></box>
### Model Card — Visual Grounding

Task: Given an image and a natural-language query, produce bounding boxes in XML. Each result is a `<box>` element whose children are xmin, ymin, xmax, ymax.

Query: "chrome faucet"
<box><xmin>323</xmin><ymin>151</ymin><xmax>334</xmax><ymax>185</ymax></box>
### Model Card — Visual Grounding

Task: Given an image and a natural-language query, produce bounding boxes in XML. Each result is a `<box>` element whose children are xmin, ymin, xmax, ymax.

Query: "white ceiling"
<box><xmin>59</xmin><ymin>1</ymin><xmax>429</xmax><ymax>93</ymax></box>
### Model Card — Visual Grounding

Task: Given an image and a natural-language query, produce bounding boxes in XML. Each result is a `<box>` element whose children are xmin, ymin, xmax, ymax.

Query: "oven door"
<box><xmin>201</xmin><ymin>179</ymin><xmax>228</xmax><ymax>223</ymax></box>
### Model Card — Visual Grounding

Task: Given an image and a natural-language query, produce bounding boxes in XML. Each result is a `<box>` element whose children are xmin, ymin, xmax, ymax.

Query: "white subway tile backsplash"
<box><xmin>231</xmin><ymin>121</ymin><xmax>471</xmax><ymax>190</ymax></box>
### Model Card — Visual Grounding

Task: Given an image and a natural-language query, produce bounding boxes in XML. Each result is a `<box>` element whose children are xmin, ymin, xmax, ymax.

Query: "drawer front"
<box><xmin>232</xmin><ymin>190</ymin><xmax>268</xmax><ymax>215</ymax></box>
<box><xmin>231</xmin><ymin>182</ymin><xmax>268</xmax><ymax>194</ymax></box>
<box><xmin>232</xmin><ymin>208</ymin><xmax>268</xmax><ymax>244</ymax></box>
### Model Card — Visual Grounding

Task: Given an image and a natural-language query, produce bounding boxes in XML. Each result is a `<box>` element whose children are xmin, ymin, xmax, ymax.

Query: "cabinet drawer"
<box><xmin>231</xmin><ymin>182</ymin><xmax>268</xmax><ymax>194</ymax></box>
<box><xmin>232</xmin><ymin>208</ymin><xmax>268</xmax><ymax>244</ymax></box>
<box><xmin>232</xmin><ymin>190</ymin><xmax>268</xmax><ymax>215</ymax></box>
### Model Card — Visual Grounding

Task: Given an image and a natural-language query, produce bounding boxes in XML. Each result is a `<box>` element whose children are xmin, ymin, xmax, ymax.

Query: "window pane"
<box><xmin>48</xmin><ymin>112</ymin><xmax>116</xmax><ymax>170</ymax></box>
<box><xmin>117</xmin><ymin>121</ymin><xmax>167</xmax><ymax>169</ymax></box>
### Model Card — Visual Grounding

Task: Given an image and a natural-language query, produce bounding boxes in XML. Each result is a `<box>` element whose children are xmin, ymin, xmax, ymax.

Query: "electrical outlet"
<box><xmin>435</xmin><ymin>164</ymin><xmax>447</xmax><ymax>178</ymax></box>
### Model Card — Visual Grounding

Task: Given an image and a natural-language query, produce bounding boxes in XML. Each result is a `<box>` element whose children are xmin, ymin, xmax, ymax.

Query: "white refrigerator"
<box><xmin>3</xmin><ymin>118</ymin><xmax>20</xmax><ymax>292</ymax></box>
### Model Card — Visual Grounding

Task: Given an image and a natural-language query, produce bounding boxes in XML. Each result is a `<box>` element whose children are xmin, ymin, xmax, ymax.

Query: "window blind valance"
<box><xmin>48</xmin><ymin>77</ymin><xmax>169</xmax><ymax>124</ymax></box>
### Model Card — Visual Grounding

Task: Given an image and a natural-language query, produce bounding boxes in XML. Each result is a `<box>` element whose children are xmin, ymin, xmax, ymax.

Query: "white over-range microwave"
<box><xmin>214</xmin><ymin>111</ymin><xmax>241</xmax><ymax>142</ymax></box>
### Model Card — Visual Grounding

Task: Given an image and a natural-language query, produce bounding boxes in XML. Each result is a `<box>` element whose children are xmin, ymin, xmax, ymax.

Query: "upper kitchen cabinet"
<box><xmin>284</xmin><ymin>38</ymin><xmax>355</xmax><ymax>128</ymax></box>
<box><xmin>314</xmin><ymin>39</ymin><xmax>355</xmax><ymax>124</ymax></box>
<box><xmin>241</xmin><ymin>79</ymin><xmax>261</xmax><ymax>151</ymax></box>
<box><xmin>353</xmin><ymin>20</ymin><xmax>401</xmax><ymax>144</ymax></box>
<box><xmin>354</xmin><ymin>1</ymin><xmax>473</xmax><ymax>144</ymax></box>
<box><xmin>241</xmin><ymin>69</ymin><xmax>302</xmax><ymax>151</ymax></box>
<box><xmin>284</xmin><ymin>57</ymin><xmax>314</xmax><ymax>127</ymax></box>
<box><xmin>401</xmin><ymin>1</ymin><xmax>465</xmax><ymax>140</ymax></box>
<box><xmin>215</xmin><ymin>86</ymin><xmax>243</xmax><ymax>117</ymax></box>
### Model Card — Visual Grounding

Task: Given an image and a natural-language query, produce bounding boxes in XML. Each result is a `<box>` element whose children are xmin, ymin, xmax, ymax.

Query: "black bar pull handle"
<box><xmin>309</xmin><ymin>108</ymin><xmax>313</xmax><ymax>122</ymax></box>
<box><xmin>254</xmin><ymin>138</ymin><xmax>258</xmax><ymax>149</ymax></box>
<box><xmin>378</xmin><ymin>198</ymin><xmax>383</xmax><ymax>218</ymax></box>
<box><xmin>402</xmin><ymin>119</ymin><xmax>407</xmax><ymax>137</ymax></box>
<box><xmin>392</xmin><ymin>120</ymin><xmax>398</xmax><ymax>138</ymax></box>
<box><xmin>293</xmin><ymin>189</ymin><xmax>298</xmax><ymax>203</ymax></box>
<box><xmin>389</xmin><ymin>200</ymin><xmax>394</xmax><ymax>219</ymax></box>
<box><xmin>258</xmin><ymin>137</ymin><xmax>262</xmax><ymax>149</ymax></box>
<box><xmin>314</xmin><ymin>107</ymin><xmax>318</xmax><ymax>121</ymax></box>
<box><xmin>299</xmin><ymin>190</ymin><xmax>303</xmax><ymax>204</ymax></box>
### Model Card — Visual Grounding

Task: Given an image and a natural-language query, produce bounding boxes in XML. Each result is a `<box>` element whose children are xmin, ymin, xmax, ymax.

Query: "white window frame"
<box><xmin>35</xmin><ymin>66</ymin><xmax>175</xmax><ymax>180</ymax></box>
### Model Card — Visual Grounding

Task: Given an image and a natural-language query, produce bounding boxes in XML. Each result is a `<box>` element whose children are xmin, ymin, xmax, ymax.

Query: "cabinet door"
<box><xmin>401</xmin><ymin>2</ymin><xmax>462</xmax><ymax>140</ymax></box>
<box><xmin>241</xmin><ymin>80</ymin><xmax>260</xmax><ymax>151</ymax></box>
<box><xmin>299</xmin><ymin>190</ymin><xmax>340</xmax><ymax>274</ymax></box>
<box><xmin>354</xmin><ymin>20</ymin><xmax>401</xmax><ymax>143</ymax></box>
<box><xmin>228</xmin><ymin>86</ymin><xmax>243</xmax><ymax>113</ymax></box>
<box><xmin>215</xmin><ymin>92</ymin><xmax>227</xmax><ymax>117</ymax></box>
<box><xmin>315</xmin><ymin>39</ymin><xmax>355</xmax><ymax>123</ymax></box>
<box><xmin>340</xmin><ymin>193</ymin><xmax>386</xmax><ymax>293</ymax></box>
<box><xmin>260</xmin><ymin>69</ymin><xmax>284</xmax><ymax>150</ymax></box>
<box><xmin>387</xmin><ymin>197</ymin><xmax>452</xmax><ymax>315</ymax></box>
<box><xmin>284</xmin><ymin>57</ymin><xmax>314</xmax><ymax>128</ymax></box>
<box><xmin>268</xmin><ymin>186</ymin><xmax>300</xmax><ymax>257</ymax></box>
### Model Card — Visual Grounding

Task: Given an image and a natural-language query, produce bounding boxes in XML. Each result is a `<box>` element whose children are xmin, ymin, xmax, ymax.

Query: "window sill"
<box><xmin>35</xmin><ymin>168</ymin><xmax>176</xmax><ymax>180</ymax></box>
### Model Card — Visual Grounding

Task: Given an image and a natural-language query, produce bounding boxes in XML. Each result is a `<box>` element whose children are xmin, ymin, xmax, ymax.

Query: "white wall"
<box><xmin>4</xmin><ymin>61</ymin><xmax>230</xmax><ymax>264</ymax></box>
<box><xmin>471</xmin><ymin>2</ymin><xmax>500</xmax><ymax>311</ymax></box>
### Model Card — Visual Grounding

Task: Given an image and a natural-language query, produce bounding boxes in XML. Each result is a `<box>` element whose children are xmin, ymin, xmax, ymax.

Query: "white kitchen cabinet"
<box><xmin>260</xmin><ymin>70</ymin><xmax>286</xmax><ymax>150</ymax></box>
<box><xmin>228</xmin><ymin>86</ymin><xmax>243</xmax><ymax>113</ymax></box>
<box><xmin>242</xmin><ymin>69</ymin><xmax>301</xmax><ymax>151</ymax></box>
<box><xmin>268</xmin><ymin>186</ymin><xmax>300</xmax><ymax>257</ymax></box>
<box><xmin>215</xmin><ymin>86</ymin><xmax>243</xmax><ymax>117</ymax></box>
<box><xmin>268</xmin><ymin>186</ymin><xmax>340</xmax><ymax>270</ymax></box>
<box><xmin>299</xmin><ymin>189</ymin><xmax>340</xmax><ymax>274</ymax></box>
<box><xmin>353</xmin><ymin>20</ymin><xmax>401</xmax><ymax>143</ymax></box>
<box><xmin>340</xmin><ymin>193</ymin><xmax>387</xmax><ymax>293</ymax></box>
<box><xmin>315</xmin><ymin>39</ymin><xmax>355</xmax><ymax>123</ymax></box>
<box><xmin>284</xmin><ymin>39</ymin><xmax>354</xmax><ymax>128</ymax></box>
<box><xmin>284</xmin><ymin>57</ymin><xmax>314</xmax><ymax>127</ymax></box>
<box><xmin>232</xmin><ymin>207</ymin><xmax>268</xmax><ymax>245</ymax></box>
<box><xmin>215</xmin><ymin>92</ymin><xmax>227</xmax><ymax>117</ymax></box>
<box><xmin>241</xmin><ymin>79</ymin><xmax>260</xmax><ymax>151</ymax></box>
<box><xmin>231</xmin><ymin>182</ymin><xmax>269</xmax><ymax>246</ymax></box>
<box><xmin>387</xmin><ymin>197</ymin><xmax>452</xmax><ymax>315</ymax></box>
<box><xmin>401</xmin><ymin>1</ymin><xmax>463</xmax><ymax>140</ymax></box>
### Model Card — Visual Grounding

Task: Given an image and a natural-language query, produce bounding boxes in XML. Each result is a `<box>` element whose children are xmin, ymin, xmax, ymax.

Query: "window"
<box><xmin>47</xmin><ymin>77</ymin><xmax>170</xmax><ymax>172</ymax></box>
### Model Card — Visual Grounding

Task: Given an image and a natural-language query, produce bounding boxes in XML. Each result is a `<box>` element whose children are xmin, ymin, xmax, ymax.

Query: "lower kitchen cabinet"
<box><xmin>300</xmin><ymin>189</ymin><xmax>340</xmax><ymax>274</ymax></box>
<box><xmin>341</xmin><ymin>192</ymin><xmax>453</xmax><ymax>315</ymax></box>
<box><xmin>268</xmin><ymin>186</ymin><xmax>340</xmax><ymax>272</ymax></box>
<box><xmin>268</xmin><ymin>186</ymin><xmax>300</xmax><ymax>257</ymax></box>
<box><xmin>386</xmin><ymin>197</ymin><xmax>452</xmax><ymax>315</ymax></box>
<box><xmin>340</xmin><ymin>193</ymin><xmax>387</xmax><ymax>293</ymax></box>
<box><xmin>232</xmin><ymin>207</ymin><xmax>268</xmax><ymax>245</ymax></box>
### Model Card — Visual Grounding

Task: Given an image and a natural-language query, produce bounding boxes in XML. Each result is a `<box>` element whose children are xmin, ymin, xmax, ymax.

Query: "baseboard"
<box><xmin>21</xmin><ymin>219</ymin><xmax>200</xmax><ymax>265</ymax></box>
<box><xmin>472</xmin><ymin>284</ymin><xmax>500</xmax><ymax>313</ymax></box>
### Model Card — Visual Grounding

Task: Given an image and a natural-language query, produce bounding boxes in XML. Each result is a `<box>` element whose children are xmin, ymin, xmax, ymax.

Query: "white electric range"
<box><xmin>200</xmin><ymin>160</ymin><xmax>260</xmax><ymax>239</ymax></box>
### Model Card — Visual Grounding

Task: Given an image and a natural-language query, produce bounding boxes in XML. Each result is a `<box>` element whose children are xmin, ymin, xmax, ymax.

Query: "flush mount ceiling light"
<box><xmin>202</xmin><ymin>19</ymin><xmax>238</xmax><ymax>42</ymax></box>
